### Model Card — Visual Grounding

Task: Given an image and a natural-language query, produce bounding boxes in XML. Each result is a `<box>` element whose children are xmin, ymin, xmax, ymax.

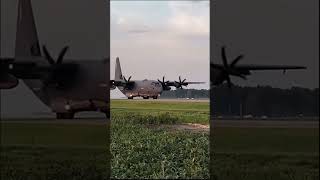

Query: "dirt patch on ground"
<box><xmin>148</xmin><ymin>123</ymin><xmax>209</xmax><ymax>133</ymax></box>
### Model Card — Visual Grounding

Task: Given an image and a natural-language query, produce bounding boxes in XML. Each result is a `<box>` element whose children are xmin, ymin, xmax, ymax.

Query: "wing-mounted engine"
<box><xmin>0</xmin><ymin>59</ymin><xmax>19</xmax><ymax>89</ymax></box>
<box><xmin>41</xmin><ymin>45</ymin><xmax>79</xmax><ymax>90</ymax></box>
<box><xmin>0</xmin><ymin>73</ymin><xmax>19</xmax><ymax>89</ymax></box>
<box><xmin>157</xmin><ymin>76</ymin><xmax>171</xmax><ymax>91</ymax></box>
<box><xmin>122</xmin><ymin>76</ymin><xmax>135</xmax><ymax>90</ymax></box>
<box><xmin>174</xmin><ymin>76</ymin><xmax>189</xmax><ymax>89</ymax></box>
<box><xmin>111</xmin><ymin>75</ymin><xmax>135</xmax><ymax>91</ymax></box>
<box><xmin>158</xmin><ymin>76</ymin><xmax>204</xmax><ymax>90</ymax></box>
<box><xmin>216</xmin><ymin>46</ymin><xmax>246</xmax><ymax>88</ymax></box>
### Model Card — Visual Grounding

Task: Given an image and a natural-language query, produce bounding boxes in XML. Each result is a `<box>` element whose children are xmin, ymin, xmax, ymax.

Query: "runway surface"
<box><xmin>212</xmin><ymin>119</ymin><xmax>319</xmax><ymax>128</ymax></box>
<box><xmin>113</xmin><ymin>98</ymin><xmax>210</xmax><ymax>103</ymax></box>
<box><xmin>1</xmin><ymin>118</ymin><xmax>109</xmax><ymax>125</ymax></box>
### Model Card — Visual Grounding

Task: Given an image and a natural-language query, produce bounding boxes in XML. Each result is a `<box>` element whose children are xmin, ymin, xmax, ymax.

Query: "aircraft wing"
<box><xmin>234</xmin><ymin>64</ymin><xmax>306</xmax><ymax>70</ymax></box>
<box><xmin>211</xmin><ymin>63</ymin><xmax>306</xmax><ymax>71</ymax></box>
<box><xmin>164</xmin><ymin>80</ymin><xmax>205</xmax><ymax>89</ymax></box>
<box><xmin>1</xmin><ymin>58</ymin><xmax>50</xmax><ymax>89</ymax></box>
<box><xmin>1</xmin><ymin>58</ymin><xmax>50</xmax><ymax>79</ymax></box>
<box><xmin>110</xmin><ymin>80</ymin><xmax>135</xmax><ymax>90</ymax></box>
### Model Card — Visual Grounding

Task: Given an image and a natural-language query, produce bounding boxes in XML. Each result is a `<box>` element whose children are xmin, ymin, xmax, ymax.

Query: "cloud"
<box><xmin>167</xmin><ymin>1</ymin><xmax>209</xmax><ymax>36</ymax></box>
<box><xmin>111</xmin><ymin>1</ymin><xmax>209</xmax><ymax>37</ymax></box>
<box><xmin>127</xmin><ymin>29</ymin><xmax>150</xmax><ymax>34</ymax></box>
<box><xmin>110</xmin><ymin>1</ymin><xmax>210</xmax><ymax>90</ymax></box>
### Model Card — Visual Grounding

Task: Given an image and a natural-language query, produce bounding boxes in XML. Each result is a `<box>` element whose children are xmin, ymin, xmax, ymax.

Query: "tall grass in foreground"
<box><xmin>1</xmin><ymin>123</ymin><xmax>110</xmax><ymax>179</ymax></box>
<box><xmin>211</xmin><ymin>127</ymin><xmax>319</xmax><ymax>180</ymax></box>
<box><xmin>111</xmin><ymin>112</ymin><xmax>209</xmax><ymax>179</ymax></box>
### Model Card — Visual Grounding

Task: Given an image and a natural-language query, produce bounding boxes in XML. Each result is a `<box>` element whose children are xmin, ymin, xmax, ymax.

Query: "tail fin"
<box><xmin>115</xmin><ymin>57</ymin><xmax>123</xmax><ymax>81</ymax></box>
<box><xmin>15</xmin><ymin>0</ymin><xmax>41</xmax><ymax>59</ymax></box>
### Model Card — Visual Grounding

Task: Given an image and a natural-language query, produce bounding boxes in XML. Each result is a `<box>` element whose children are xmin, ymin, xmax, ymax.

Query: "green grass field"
<box><xmin>1</xmin><ymin>99</ymin><xmax>318</xmax><ymax>179</ymax></box>
<box><xmin>1</xmin><ymin>122</ymin><xmax>110</xmax><ymax>179</ymax></box>
<box><xmin>111</xmin><ymin>100</ymin><xmax>210</xmax><ymax>179</ymax></box>
<box><xmin>211</xmin><ymin>127</ymin><xmax>319</xmax><ymax>180</ymax></box>
<box><xmin>111</xmin><ymin>100</ymin><xmax>209</xmax><ymax>124</ymax></box>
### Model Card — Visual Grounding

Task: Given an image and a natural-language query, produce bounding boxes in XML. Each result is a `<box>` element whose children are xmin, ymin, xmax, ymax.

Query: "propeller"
<box><xmin>123</xmin><ymin>75</ymin><xmax>132</xmax><ymax>83</ymax></box>
<box><xmin>175</xmin><ymin>76</ymin><xmax>188</xmax><ymax>89</ymax></box>
<box><xmin>157</xmin><ymin>76</ymin><xmax>171</xmax><ymax>90</ymax></box>
<box><xmin>220</xmin><ymin>46</ymin><xmax>246</xmax><ymax>88</ymax></box>
<box><xmin>122</xmin><ymin>75</ymin><xmax>134</xmax><ymax>90</ymax></box>
<box><xmin>42</xmin><ymin>45</ymin><xmax>69</xmax><ymax>65</ymax></box>
<box><xmin>41</xmin><ymin>45</ymin><xmax>78</xmax><ymax>89</ymax></box>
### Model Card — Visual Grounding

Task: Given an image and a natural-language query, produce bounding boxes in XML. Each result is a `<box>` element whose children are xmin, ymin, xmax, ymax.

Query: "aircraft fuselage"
<box><xmin>119</xmin><ymin>79</ymin><xmax>163</xmax><ymax>99</ymax></box>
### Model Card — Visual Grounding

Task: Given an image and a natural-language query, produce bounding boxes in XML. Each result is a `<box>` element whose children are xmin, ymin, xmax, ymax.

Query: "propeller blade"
<box><xmin>57</xmin><ymin>46</ymin><xmax>69</xmax><ymax>64</ymax></box>
<box><xmin>128</xmin><ymin>76</ymin><xmax>132</xmax><ymax>82</ymax></box>
<box><xmin>226</xmin><ymin>75</ymin><xmax>232</xmax><ymax>88</ymax></box>
<box><xmin>230</xmin><ymin>55</ymin><xmax>244</xmax><ymax>67</ymax></box>
<box><xmin>238</xmin><ymin>74</ymin><xmax>247</xmax><ymax>80</ymax></box>
<box><xmin>221</xmin><ymin>46</ymin><xmax>229</xmax><ymax>68</ymax></box>
<box><xmin>42</xmin><ymin>45</ymin><xmax>55</xmax><ymax>65</ymax></box>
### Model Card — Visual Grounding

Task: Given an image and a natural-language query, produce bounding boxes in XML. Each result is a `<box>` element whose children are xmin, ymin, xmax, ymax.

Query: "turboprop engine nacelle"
<box><xmin>0</xmin><ymin>74</ymin><xmax>19</xmax><ymax>89</ymax></box>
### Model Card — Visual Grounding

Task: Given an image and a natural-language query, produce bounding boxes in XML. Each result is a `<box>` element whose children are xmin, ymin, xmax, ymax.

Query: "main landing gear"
<box><xmin>56</xmin><ymin>112</ymin><xmax>75</xmax><ymax>119</ymax></box>
<box><xmin>56</xmin><ymin>111</ymin><xmax>109</xmax><ymax>119</ymax></box>
<box><xmin>143</xmin><ymin>96</ymin><xmax>149</xmax><ymax>99</ymax></box>
<box><xmin>152</xmin><ymin>96</ymin><xmax>158</xmax><ymax>99</ymax></box>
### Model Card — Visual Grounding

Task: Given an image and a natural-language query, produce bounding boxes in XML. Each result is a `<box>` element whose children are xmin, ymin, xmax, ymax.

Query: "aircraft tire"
<box><xmin>153</xmin><ymin>96</ymin><xmax>158</xmax><ymax>99</ymax></box>
<box><xmin>128</xmin><ymin>97</ymin><xmax>133</xmax><ymax>99</ymax></box>
<box><xmin>143</xmin><ymin>96</ymin><xmax>149</xmax><ymax>99</ymax></box>
<box><xmin>105</xmin><ymin>112</ymin><xmax>110</xmax><ymax>119</ymax></box>
<box><xmin>100</xmin><ymin>110</ymin><xmax>110</xmax><ymax>119</ymax></box>
<box><xmin>56</xmin><ymin>112</ymin><xmax>75</xmax><ymax>119</ymax></box>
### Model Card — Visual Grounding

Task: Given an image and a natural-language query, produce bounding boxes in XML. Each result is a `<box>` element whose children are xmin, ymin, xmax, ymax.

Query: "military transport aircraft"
<box><xmin>211</xmin><ymin>46</ymin><xmax>306</xmax><ymax>87</ymax></box>
<box><xmin>0</xmin><ymin>0</ymin><xmax>109</xmax><ymax>119</ymax></box>
<box><xmin>110</xmin><ymin>57</ymin><xmax>204</xmax><ymax>99</ymax></box>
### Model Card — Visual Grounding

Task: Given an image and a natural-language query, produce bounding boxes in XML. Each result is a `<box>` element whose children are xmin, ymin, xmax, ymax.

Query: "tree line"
<box><xmin>160</xmin><ymin>85</ymin><xmax>319</xmax><ymax>117</ymax></box>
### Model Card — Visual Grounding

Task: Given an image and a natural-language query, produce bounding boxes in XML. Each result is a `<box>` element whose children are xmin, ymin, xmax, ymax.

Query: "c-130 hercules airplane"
<box><xmin>111</xmin><ymin>57</ymin><xmax>205</xmax><ymax>99</ymax></box>
<box><xmin>0</xmin><ymin>0</ymin><xmax>109</xmax><ymax>119</ymax></box>
<box><xmin>211</xmin><ymin>46</ymin><xmax>306</xmax><ymax>87</ymax></box>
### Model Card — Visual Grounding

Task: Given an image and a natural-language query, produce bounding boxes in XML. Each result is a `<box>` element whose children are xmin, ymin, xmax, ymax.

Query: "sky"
<box><xmin>212</xmin><ymin>0</ymin><xmax>319</xmax><ymax>89</ymax></box>
<box><xmin>0</xmin><ymin>0</ymin><xmax>318</xmax><ymax>116</ymax></box>
<box><xmin>110</xmin><ymin>1</ymin><xmax>210</xmax><ymax>97</ymax></box>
